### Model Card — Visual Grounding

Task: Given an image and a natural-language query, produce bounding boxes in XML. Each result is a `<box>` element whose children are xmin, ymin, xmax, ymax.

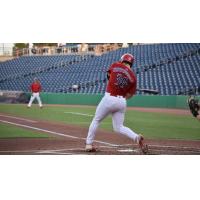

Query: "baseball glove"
<box><xmin>187</xmin><ymin>96</ymin><xmax>200</xmax><ymax>117</ymax></box>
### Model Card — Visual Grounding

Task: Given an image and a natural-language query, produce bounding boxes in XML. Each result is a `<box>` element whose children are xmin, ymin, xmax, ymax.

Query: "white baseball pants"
<box><xmin>86</xmin><ymin>92</ymin><xmax>139</xmax><ymax>145</ymax></box>
<box><xmin>28</xmin><ymin>92</ymin><xmax>42</xmax><ymax>107</ymax></box>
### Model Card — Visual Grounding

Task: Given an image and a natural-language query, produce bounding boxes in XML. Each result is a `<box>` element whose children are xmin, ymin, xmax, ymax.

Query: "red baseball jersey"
<box><xmin>31</xmin><ymin>82</ymin><xmax>41</xmax><ymax>93</ymax></box>
<box><xmin>106</xmin><ymin>62</ymin><xmax>137</xmax><ymax>97</ymax></box>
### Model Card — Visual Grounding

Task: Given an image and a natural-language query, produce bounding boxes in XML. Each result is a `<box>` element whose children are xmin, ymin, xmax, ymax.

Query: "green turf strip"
<box><xmin>0</xmin><ymin>123</ymin><xmax>49</xmax><ymax>138</ymax></box>
<box><xmin>0</xmin><ymin>104</ymin><xmax>199</xmax><ymax>140</ymax></box>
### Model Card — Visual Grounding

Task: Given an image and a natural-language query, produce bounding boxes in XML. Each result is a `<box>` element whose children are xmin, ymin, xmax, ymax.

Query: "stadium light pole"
<box><xmin>2</xmin><ymin>43</ymin><xmax>4</xmax><ymax>55</ymax></box>
<box><xmin>29</xmin><ymin>43</ymin><xmax>33</xmax><ymax>56</ymax></box>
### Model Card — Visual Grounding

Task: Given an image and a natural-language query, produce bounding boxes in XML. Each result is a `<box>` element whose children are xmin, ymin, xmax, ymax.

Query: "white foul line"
<box><xmin>38</xmin><ymin>148</ymin><xmax>85</xmax><ymax>152</ymax></box>
<box><xmin>64</xmin><ymin>112</ymin><xmax>93</xmax><ymax>117</ymax></box>
<box><xmin>0</xmin><ymin>114</ymin><xmax>37</xmax><ymax>123</ymax></box>
<box><xmin>0</xmin><ymin>119</ymin><xmax>118</xmax><ymax>147</ymax></box>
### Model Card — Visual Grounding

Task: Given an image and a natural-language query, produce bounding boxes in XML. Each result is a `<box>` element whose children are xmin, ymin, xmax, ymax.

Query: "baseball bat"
<box><xmin>136</xmin><ymin>88</ymin><xmax>159</xmax><ymax>94</ymax></box>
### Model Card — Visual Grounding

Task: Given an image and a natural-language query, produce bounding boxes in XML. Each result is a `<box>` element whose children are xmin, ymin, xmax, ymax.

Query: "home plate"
<box><xmin>117</xmin><ymin>149</ymin><xmax>139</xmax><ymax>153</ymax></box>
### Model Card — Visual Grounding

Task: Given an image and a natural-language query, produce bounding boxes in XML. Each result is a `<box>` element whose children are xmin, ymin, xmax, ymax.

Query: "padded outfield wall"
<box><xmin>33</xmin><ymin>93</ymin><xmax>196</xmax><ymax>109</ymax></box>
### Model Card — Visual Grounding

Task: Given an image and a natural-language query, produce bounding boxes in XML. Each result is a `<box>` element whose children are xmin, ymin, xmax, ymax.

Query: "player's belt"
<box><xmin>106</xmin><ymin>92</ymin><xmax>125</xmax><ymax>98</ymax></box>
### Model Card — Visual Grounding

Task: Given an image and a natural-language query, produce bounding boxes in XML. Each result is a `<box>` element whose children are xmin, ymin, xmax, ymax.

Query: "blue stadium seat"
<box><xmin>0</xmin><ymin>44</ymin><xmax>200</xmax><ymax>95</ymax></box>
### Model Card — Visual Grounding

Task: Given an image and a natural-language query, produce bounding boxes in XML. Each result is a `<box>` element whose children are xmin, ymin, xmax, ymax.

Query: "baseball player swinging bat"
<box><xmin>85</xmin><ymin>53</ymin><xmax>149</xmax><ymax>154</ymax></box>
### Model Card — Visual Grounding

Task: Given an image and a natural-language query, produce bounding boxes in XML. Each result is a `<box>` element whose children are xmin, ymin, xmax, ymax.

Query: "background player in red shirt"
<box><xmin>85</xmin><ymin>53</ymin><xmax>148</xmax><ymax>154</ymax></box>
<box><xmin>27</xmin><ymin>77</ymin><xmax>43</xmax><ymax>108</ymax></box>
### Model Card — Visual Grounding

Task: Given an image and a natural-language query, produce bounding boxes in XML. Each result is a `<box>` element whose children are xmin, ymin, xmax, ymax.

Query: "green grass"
<box><xmin>124</xmin><ymin>111</ymin><xmax>200</xmax><ymax>140</ymax></box>
<box><xmin>0</xmin><ymin>103</ymin><xmax>200</xmax><ymax>140</ymax></box>
<box><xmin>0</xmin><ymin>123</ymin><xmax>50</xmax><ymax>138</ymax></box>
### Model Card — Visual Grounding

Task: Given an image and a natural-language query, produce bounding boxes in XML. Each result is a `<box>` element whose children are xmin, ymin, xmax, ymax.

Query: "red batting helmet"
<box><xmin>120</xmin><ymin>53</ymin><xmax>134</xmax><ymax>67</ymax></box>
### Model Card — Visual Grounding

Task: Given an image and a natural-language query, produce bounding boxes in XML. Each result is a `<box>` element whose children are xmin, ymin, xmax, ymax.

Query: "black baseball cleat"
<box><xmin>137</xmin><ymin>135</ymin><xmax>148</xmax><ymax>154</ymax></box>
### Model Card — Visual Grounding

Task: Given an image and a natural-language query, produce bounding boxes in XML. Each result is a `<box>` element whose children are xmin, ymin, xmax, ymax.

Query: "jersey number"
<box><xmin>114</xmin><ymin>74</ymin><xmax>129</xmax><ymax>88</ymax></box>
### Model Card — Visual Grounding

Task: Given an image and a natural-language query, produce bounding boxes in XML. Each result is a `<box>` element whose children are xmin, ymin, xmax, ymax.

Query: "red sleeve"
<box><xmin>129</xmin><ymin>81</ymin><xmax>137</xmax><ymax>96</ymax></box>
<box><xmin>106</xmin><ymin>64</ymin><xmax>115</xmax><ymax>81</ymax></box>
<box><xmin>107</xmin><ymin>63</ymin><xmax>114</xmax><ymax>74</ymax></box>
<box><xmin>128</xmin><ymin>73</ymin><xmax>137</xmax><ymax>96</ymax></box>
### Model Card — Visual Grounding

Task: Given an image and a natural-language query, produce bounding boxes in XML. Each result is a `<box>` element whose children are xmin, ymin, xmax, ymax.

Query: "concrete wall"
<box><xmin>30</xmin><ymin>93</ymin><xmax>196</xmax><ymax>109</ymax></box>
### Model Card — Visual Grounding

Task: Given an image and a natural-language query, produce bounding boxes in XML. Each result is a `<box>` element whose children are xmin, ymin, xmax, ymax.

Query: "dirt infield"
<box><xmin>128</xmin><ymin>107</ymin><xmax>191</xmax><ymax>115</ymax></box>
<box><xmin>0</xmin><ymin>110</ymin><xmax>200</xmax><ymax>155</ymax></box>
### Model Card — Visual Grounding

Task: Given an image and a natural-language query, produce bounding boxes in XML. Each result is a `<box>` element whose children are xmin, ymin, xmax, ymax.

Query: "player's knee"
<box><xmin>113</xmin><ymin>124</ymin><xmax>122</xmax><ymax>133</ymax></box>
<box><xmin>92</xmin><ymin>117</ymin><xmax>102</xmax><ymax>125</ymax></box>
